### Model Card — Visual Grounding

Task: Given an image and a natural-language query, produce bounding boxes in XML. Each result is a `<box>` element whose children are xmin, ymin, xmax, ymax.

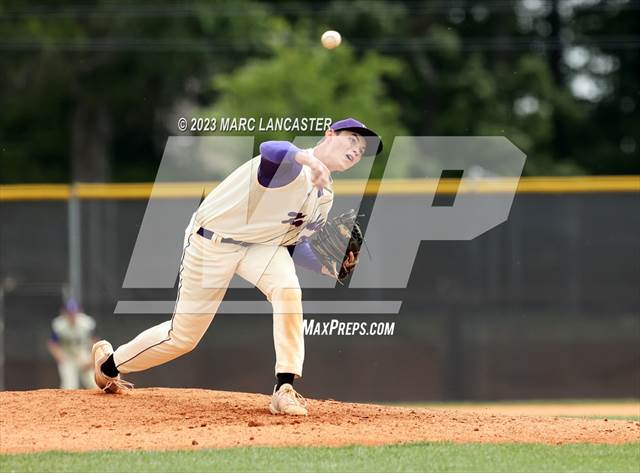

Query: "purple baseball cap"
<box><xmin>330</xmin><ymin>118</ymin><xmax>383</xmax><ymax>156</ymax></box>
<box><xmin>65</xmin><ymin>299</ymin><xmax>80</xmax><ymax>314</ymax></box>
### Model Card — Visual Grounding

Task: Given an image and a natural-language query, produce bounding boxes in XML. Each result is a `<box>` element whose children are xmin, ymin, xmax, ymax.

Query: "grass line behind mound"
<box><xmin>2</xmin><ymin>443</ymin><xmax>640</xmax><ymax>473</ymax></box>
<box><xmin>1</xmin><ymin>388</ymin><xmax>639</xmax><ymax>453</ymax></box>
<box><xmin>396</xmin><ymin>401</ymin><xmax>640</xmax><ymax>418</ymax></box>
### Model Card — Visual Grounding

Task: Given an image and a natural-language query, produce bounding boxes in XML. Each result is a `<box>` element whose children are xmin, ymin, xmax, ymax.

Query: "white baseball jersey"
<box><xmin>194</xmin><ymin>150</ymin><xmax>333</xmax><ymax>245</ymax></box>
<box><xmin>113</xmin><ymin>144</ymin><xmax>328</xmax><ymax>379</ymax></box>
<box><xmin>52</xmin><ymin>313</ymin><xmax>95</xmax><ymax>358</ymax></box>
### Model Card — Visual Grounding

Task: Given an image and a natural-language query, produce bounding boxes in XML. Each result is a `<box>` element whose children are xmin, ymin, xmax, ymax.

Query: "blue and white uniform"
<box><xmin>51</xmin><ymin>311</ymin><xmax>96</xmax><ymax>389</ymax></box>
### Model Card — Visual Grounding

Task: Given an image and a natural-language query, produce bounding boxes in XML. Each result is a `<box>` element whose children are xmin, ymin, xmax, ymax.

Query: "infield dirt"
<box><xmin>1</xmin><ymin>388</ymin><xmax>638</xmax><ymax>453</ymax></box>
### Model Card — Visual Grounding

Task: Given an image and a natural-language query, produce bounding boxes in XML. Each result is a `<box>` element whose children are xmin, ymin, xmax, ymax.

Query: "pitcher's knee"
<box><xmin>271</xmin><ymin>287</ymin><xmax>302</xmax><ymax>304</ymax></box>
<box><xmin>172</xmin><ymin>332</ymin><xmax>202</xmax><ymax>354</ymax></box>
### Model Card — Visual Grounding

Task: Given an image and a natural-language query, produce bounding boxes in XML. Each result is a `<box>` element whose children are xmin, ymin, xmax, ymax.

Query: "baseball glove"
<box><xmin>309</xmin><ymin>209</ymin><xmax>364</xmax><ymax>283</ymax></box>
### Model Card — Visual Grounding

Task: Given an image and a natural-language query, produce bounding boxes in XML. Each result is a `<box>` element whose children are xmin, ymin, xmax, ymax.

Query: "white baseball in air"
<box><xmin>321</xmin><ymin>30</ymin><xmax>342</xmax><ymax>49</ymax></box>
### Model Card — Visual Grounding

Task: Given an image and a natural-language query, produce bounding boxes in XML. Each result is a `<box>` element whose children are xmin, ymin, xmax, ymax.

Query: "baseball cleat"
<box><xmin>269</xmin><ymin>383</ymin><xmax>308</xmax><ymax>416</ymax></box>
<box><xmin>91</xmin><ymin>340</ymin><xmax>133</xmax><ymax>393</ymax></box>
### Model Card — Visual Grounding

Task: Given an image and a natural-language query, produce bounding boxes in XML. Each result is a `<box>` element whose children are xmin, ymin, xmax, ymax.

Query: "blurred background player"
<box><xmin>48</xmin><ymin>299</ymin><xmax>97</xmax><ymax>389</ymax></box>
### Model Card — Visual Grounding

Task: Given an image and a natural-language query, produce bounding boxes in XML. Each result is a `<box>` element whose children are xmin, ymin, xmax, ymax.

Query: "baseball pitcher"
<box><xmin>92</xmin><ymin>118</ymin><xmax>382</xmax><ymax>415</ymax></box>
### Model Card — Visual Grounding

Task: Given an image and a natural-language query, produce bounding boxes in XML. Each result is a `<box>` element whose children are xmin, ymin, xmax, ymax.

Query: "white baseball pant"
<box><xmin>112</xmin><ymin>219</ymin><xmax>304</xmax><ymax>377</ymax></box>
<box><xmin>58</xmin><ymin>357</ymin><xmax>96</xmax><ymax>389</ymax></box>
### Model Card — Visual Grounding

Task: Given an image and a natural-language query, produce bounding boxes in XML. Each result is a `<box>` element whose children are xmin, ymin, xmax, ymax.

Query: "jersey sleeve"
<box><xmin>258</xmin><ymin>141</ymin><xmax>303</xmax><ymax>188</ymax></box>
<box><xmin>80</xmin><ymin>314</ymin><xmax>96</xmax><ymax>333</ymax></box>
<box><xmin>50</xmin><ymin>316</ymin><xmax>62</xmax><ymax>342</ymax></box>
<box><xmin>288</xmin><ymin>240</ymin><xmax>324</xmax><ymax>274</ymax></box>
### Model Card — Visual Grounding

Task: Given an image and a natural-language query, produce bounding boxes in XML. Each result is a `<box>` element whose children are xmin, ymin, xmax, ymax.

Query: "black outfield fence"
<box><xmin>1</xmin><ymin>178</ymin><xmax>638</xmax><ymax>400</ymax></box>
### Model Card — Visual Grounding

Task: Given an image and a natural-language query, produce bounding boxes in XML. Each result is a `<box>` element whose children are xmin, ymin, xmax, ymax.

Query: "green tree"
<box><xmin>1</xmin><ymin>1</ymin><xmax>637</xmax><ymax>183</ymax></box>
<box><xmin>200</xmin><ymin>32</ymin><xmax>407</xmax><ymax>178</ymax></box>
<box><xmin>0</xmin><ymin>0</ymin><xmax>280</xmax><ymax>183</ymax></box>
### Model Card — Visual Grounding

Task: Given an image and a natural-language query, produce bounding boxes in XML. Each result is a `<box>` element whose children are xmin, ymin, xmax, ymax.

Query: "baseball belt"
<box><xmin>196</xmin><ymin>226</ymin><xmax>252</xmax><ymax>247</ymax></box>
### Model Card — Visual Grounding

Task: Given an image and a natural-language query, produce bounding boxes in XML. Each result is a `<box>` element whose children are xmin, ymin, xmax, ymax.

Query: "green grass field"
<box><xmin>565</xmin><ymin>415</ymin><xmax>640</xmax><ymax>421</ymax></box>
<box><xmin>2</xmin><ymin>442</ymin><xmax>639</xmax><ymax>473</ymax></box>
<box><xmin>393</xmin><ymin>399</ymin><xmax>640</xmax><ymax>422</ymax></box>
<box><xmin>392</xmin><ymin>398</ymin><xmax>640</xmax><ymax>408</ymax></box>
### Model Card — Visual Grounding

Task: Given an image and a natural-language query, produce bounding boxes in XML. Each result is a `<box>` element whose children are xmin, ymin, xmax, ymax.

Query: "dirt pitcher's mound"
<box><xmin>1</xmin><ymin>388</ymin><xmax>638</xmax><ymax>453</ymax></box>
